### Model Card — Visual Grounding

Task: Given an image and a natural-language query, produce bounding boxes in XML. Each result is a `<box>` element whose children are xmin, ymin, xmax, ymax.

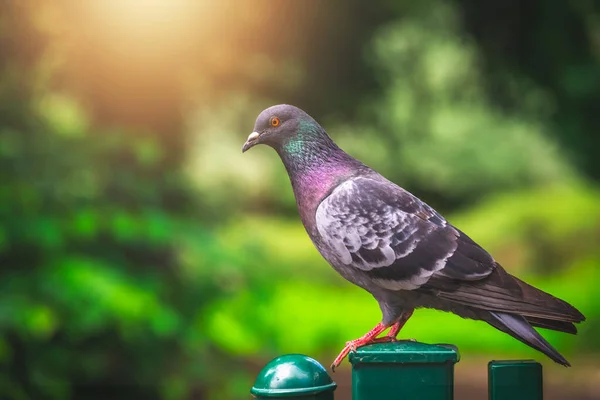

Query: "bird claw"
<box><xmin>331</xmin><ymin>339</ymin><xmax>361</xmax><ymax>372</ymax></box>
<box><xmin>331</xmin><ymin>336</ymin><xmax>418</xmax><ymax>371</ymax></box>
<box><xmin>330</xmin><ymin>346</ymin><xmax>350</xmax><ymax>372</ymax></box>
<box><xmin>330</xmin><ymin>320</ymin><xmax>414</xmax><ymax>372</ymax></box>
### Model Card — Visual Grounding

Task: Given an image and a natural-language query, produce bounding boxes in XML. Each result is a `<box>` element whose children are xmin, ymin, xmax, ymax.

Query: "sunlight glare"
<box><xmin>87</xmin><ymin>0</ymin><xmax>204</xmax><ymax>44</ymax></box>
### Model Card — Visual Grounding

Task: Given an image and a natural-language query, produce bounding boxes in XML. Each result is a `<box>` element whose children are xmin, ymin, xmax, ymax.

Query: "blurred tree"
<box><xmin>456</xmin><ymin>0</ymin><xmax>600</xmax><ymax>180</ymax></box>
<box><xmin>333</xmin><ymin>0</ymin><xmax>577</xmax><ymax>210</ymax></box>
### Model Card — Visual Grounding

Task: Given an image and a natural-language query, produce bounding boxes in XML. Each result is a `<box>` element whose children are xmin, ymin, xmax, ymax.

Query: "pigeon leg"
<box><xmin>389</xmin><ymin>309</ymin><xmax>414</xmax><ymax>338</ymax></box>
<box><xmin>331</xmin><ymin>322</ymin><xmax>389</xmax><ymax>371</ymax></box>
<box><xmin>369</xmin><ymin>309</ymin><xmax>415</xmax><ymax>344</ymax></box>
<box><xmin>331</xmin><ymin>311</ymin><xmax>416</xmax><ymax>371</ymax></box>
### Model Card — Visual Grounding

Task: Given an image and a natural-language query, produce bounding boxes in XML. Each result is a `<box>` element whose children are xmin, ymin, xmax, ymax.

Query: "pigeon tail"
<box><xmin>485</xmin><ymin>311</ymin><xmax>571</xmax><ymax>367</ymax></box>
<box><xmin>511</xmin><ymin>273</ymin><xmax>586</xmax><ymax>323</ymax></box>
<box><xmin>525</xmin><ymin>316</ymin><xmax>578</xmax><ymax>334</ymax></box>
<box><xmin>435</xmin><ymin>263</ymin><xmax>586</xmax><ymax>324</ymax></box>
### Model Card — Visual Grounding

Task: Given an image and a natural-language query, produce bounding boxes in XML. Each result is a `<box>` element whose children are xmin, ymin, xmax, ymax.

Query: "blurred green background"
<box><xmin>1</xmin><ymin>0</ymin><xmax>600</xmax><ymax>399</ymax></box>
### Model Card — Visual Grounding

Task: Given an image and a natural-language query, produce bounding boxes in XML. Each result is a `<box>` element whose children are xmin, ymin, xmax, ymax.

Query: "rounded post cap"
<box><xmin>251</xmin><ymin>354</ymin><xmax>337</xmax><ymax>397</ymax></box>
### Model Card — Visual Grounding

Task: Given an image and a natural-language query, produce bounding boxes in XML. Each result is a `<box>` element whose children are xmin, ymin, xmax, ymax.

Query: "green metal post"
<box><xmin>349</xmin><ymin>341</ymin><xmax>459</xmax><ymax>400</ymax></box>
<box><xmin>251</xmin><ymin>354</ymin><xmax>337</xmax><ymax>399</ymax></box>
<box><xmin>488</xmin><ymin>360</ymin><xmax>543</xmax><ymax>400</ymax></box>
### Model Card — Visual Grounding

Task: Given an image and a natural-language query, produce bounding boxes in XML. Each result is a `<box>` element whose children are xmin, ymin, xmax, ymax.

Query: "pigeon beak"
<box><xmin>242</xmin><ymin>131</ymin><xmax>260</xmax><ymax>153</ymax></box>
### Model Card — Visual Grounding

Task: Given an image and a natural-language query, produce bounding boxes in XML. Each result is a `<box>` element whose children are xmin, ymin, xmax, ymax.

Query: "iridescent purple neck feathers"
<box><xmin>277</xmin><ymin>119</ymin><xmax>358</xmax><ymax>172</ymax></box>
<box><xmin>274</xmin><ymin>122</ymin><xmax>366</xmax><ymax>232</ymax></box>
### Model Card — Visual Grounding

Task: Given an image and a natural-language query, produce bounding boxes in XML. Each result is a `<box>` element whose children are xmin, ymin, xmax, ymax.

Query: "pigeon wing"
<box><xmin>315</xmin><ymin>176</ymin><xmax>496</xmax><ymax>291</ymax></box>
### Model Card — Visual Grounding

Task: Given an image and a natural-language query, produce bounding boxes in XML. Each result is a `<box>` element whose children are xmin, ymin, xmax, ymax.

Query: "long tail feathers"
<box><xmin>511</xmin><ymin>274</ymin><xmax>586</xmax><ymax>323</ymax></box>
<box><xmin>525</xmin><ymin>316</ymin><xmax>578</xmax><ymax>335</ymax></box>
<box><xmin>486</xmin><ymin>311</ymin><xmax>571</xmax><ymax>367</ymax></box>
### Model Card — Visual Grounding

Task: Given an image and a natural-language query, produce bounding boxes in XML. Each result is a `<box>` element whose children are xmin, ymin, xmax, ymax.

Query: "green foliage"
<box><xmin>0</xmin><ymin>33</ymin><xmax>216</xmax><ymax>397</ymax></box>
<box><xmin>450</xmin><ymin>183</ymin><xmax>600</xmax><ymax>275</ymax></box>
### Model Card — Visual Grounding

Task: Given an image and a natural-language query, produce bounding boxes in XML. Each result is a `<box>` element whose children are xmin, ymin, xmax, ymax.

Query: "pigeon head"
<box><xmin>242</xmin><ymin>104</ymin><xmax>330</xmax><ymax>154</ymax></box>
<box><xmin>242</xmin><ymin>104</ymin><xmax>361</xmax><ymax>183</ymax></box>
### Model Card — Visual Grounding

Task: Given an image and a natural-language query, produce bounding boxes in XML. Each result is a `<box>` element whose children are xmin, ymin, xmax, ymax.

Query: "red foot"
<box><xmin>331</xmin><ymin>322</ymin><xmax>388</xmax><ymax>371</ymax></box>
<box><xmin>330</xmin><ymin>310</ymin><xmax>414</xmax><ymax>372</ymax></box>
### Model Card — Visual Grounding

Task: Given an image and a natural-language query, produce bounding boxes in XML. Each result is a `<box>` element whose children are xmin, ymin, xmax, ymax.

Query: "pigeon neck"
<box><xmin>276</xmin><ymin>125</ymin><xmax>363</xmax><ymax>231</ymax></box>
<box><xmin>276</xmin><ymin>123</ymin><xmax>354</xmax><ymax>182</ymax></box>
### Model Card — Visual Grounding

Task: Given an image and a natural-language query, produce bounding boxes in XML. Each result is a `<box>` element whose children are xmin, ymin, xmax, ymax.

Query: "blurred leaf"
<box><xmin>37</xmin><ymin>94</ymin><xmax>89</xmax><ymax>137</ymax></box>
<box><xmin>27</xmin><ymin>216</ymin><xmax>63</xmax><ymax>249</ymax></box>
<box><xmin>110</xmin><ymin>211</ymin><xmax>138</xmax><ymax>242</ymax></box>
<box><xmin>134</xmin><ymin>138</ymin><xmax>163</xmax><ymax>166</ymax></box>
<box><xmin>0</xmin><ymin>336</ymin><xmax>11</xmax><ymax>363</ymax></box>
<box><xmin>70</xmin><ymin>208</ymin><xmax>99</xmax><ymax>238</ymax></box>
<box><xmin>22</xmin><ymin>305</ymin><xmax>58</xmax><ymax>339</ymax></box>
<box><xmin>0</xmin><ymin>129</ymin><xmax>20</xmax><ymax>157</ymax></box>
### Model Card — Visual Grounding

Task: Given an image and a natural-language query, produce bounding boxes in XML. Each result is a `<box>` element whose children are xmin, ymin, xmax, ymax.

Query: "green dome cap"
<box><xmin>251</xmin><ymin>354</ymin><xmax>336</xmax><ymax>398</ymax></box>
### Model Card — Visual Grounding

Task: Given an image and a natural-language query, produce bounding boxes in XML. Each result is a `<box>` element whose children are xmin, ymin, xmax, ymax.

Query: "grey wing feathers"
<box><xmin>315</xmin><ymin>177</ymin><xmax>496</xmax><ymax>291</ymax></box>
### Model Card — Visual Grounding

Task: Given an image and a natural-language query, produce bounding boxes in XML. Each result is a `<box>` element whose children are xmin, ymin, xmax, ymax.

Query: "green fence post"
<box><xmin>349</xmin><ymin>341</ymin><xmax>459</xmax><ymax>400</ymax></box>
<box><xmin>251</xmin><ymin>354</ymin><xmax>337</xmax><ymax>399</ymax></box>
<box><xmin>488</xmin><ymin>360</ymin><xmax>543</xmax><ymax>400</ymax></box>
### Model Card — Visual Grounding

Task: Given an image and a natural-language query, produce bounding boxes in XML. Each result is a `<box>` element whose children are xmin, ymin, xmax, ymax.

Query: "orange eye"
<box><xmin>270</xmin><ymin>117</ymin><xmax>280</xmax><ymax>127</ymax></box>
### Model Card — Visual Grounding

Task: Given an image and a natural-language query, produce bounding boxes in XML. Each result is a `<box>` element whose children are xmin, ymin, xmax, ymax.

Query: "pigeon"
<box><xmin>242</xmin><ymin>104</ymin><xmax>585</xmax><ymax>371</ymax></box>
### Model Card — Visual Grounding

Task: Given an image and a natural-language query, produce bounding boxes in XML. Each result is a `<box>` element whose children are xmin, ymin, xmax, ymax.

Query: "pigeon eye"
<box><xmin>270</xmin><ymin>117</ymin><xmax>280</xmax><ymax>127</ymax></box>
